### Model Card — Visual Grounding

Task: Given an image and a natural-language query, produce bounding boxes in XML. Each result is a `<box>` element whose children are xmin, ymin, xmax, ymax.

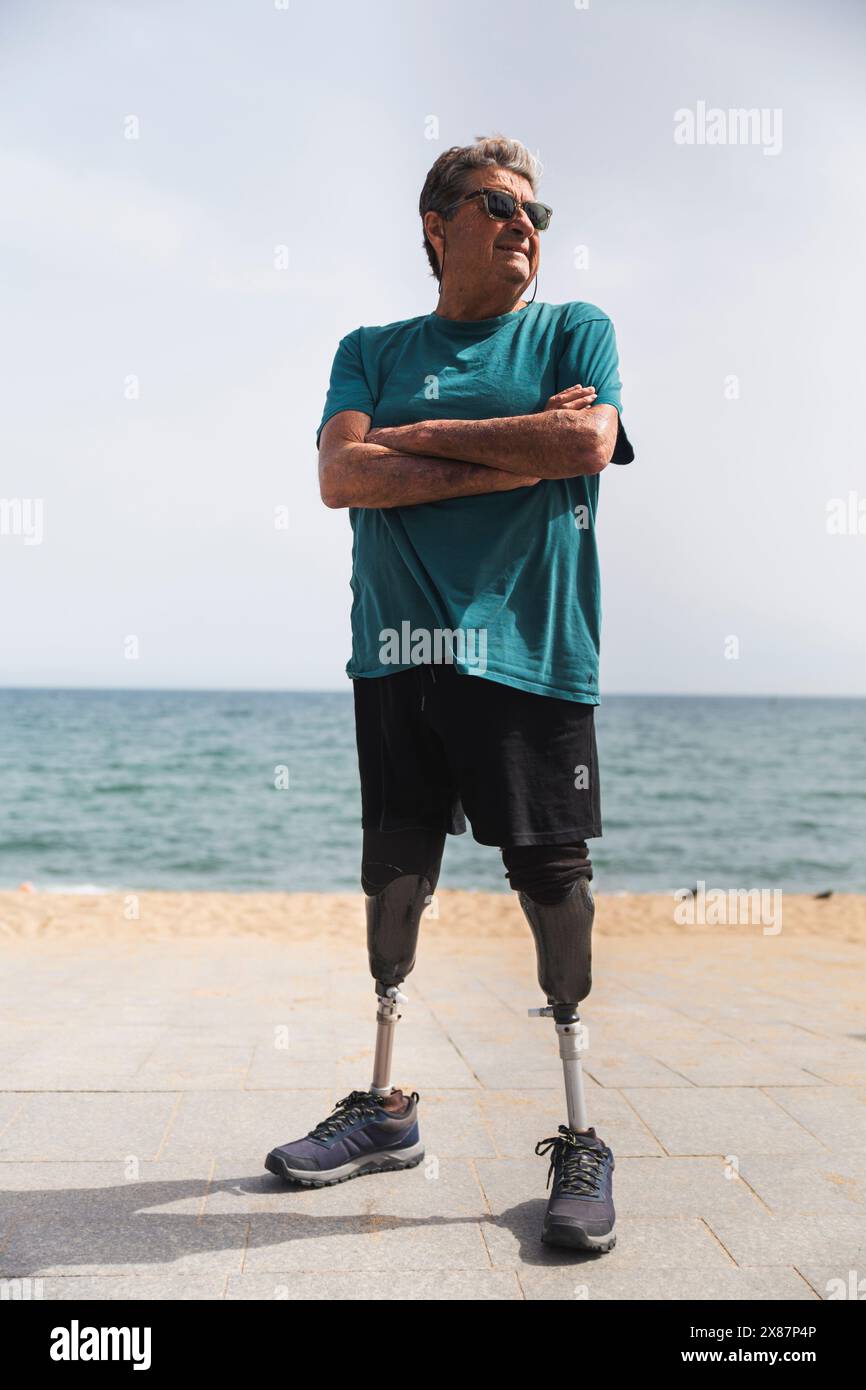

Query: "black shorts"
<box><xmin>352</xmin><ymin>664</ymin><xmax>602</xmax><ymax>847</ymax></box>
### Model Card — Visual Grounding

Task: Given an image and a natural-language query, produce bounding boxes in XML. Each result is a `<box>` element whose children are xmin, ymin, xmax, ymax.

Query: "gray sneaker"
<box><xmin>265</xmin><ymin>1089</ymin><xmax>423</xmax><ymax>1187</ymax></box>
<box><xmin>535</xmin><ymin>1125</ymin><xmax>616</xmax><ymax>1252</ymax></box>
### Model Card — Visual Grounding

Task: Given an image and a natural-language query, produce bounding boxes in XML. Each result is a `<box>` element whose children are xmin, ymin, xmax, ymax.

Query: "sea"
<box><xmin>0</xmin><ymin>690</ymin><xmax>863</xmax><ymax>894</ymax></box>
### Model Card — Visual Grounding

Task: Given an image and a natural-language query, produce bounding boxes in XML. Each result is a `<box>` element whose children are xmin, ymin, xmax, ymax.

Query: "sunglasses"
<box><xmin>443</xmin><ymin>186</ymin><xmax>553</xmax><ymax>232</ymax></box>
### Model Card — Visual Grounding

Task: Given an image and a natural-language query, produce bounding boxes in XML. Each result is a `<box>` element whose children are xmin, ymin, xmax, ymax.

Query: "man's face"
<box><xmin>426</xmin><ymin>166</ymin><xmax>541</xmax><ymax>293</ymax></box>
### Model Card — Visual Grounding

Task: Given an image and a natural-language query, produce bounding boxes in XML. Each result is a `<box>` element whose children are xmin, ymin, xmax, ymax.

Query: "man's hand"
<box><xmin>364</xmin><ymin>390</ymin><xmax>615</xmax><ymax>480</ymax></box>
<box><xmin>542</xmin><ymin>383</ymin><xmax>597</xmax><ymax>412</ymax></box>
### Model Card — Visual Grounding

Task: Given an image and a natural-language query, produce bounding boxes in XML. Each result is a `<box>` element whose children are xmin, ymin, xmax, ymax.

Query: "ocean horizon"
<box><xmin>1</xmin><ymin>689</ymin><xmax>863</xmax><ymax>895</ymax></box>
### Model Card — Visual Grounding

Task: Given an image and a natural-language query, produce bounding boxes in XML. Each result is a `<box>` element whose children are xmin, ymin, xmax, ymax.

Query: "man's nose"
<box><xmin>508</xmin><ymin>207</ymin><xmax>536</xmax><ymax>237</ymax></box>
<box><xmin>493</xmin><ymin>202</ymin><xmax>537</xmax><ymax>254</ymax></box>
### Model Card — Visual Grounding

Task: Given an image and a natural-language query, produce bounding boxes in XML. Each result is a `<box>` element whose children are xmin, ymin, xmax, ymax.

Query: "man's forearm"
<box><xmin>367</xmin><ymin>410</ymin><xmax>607</xmax><ymax>479</ymax></box>
<box><xmin>320</xmin><ymin>442</ymin><xmax>538</xmax><ymax>509</ymax></box>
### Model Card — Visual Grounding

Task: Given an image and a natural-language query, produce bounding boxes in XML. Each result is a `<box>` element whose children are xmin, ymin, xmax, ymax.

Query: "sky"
<box><xmin>1</xmin><ymin>0</ymin><xmax>865</xmax><ymax>694</ymax></box>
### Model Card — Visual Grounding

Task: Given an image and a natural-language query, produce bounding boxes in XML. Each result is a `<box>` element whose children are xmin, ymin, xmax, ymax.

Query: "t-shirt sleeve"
<box><xmin>555</xmin><ymin>310</ymin><xmax>635</xmax><ymax>465</ymax></box>
<box><xmin>315</xmin><ymin>328</ymin><xmax>376</xmax><ymax>449</ymax></box>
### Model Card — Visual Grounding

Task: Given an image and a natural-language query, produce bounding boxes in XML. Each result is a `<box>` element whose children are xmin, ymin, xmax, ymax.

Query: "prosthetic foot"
<box><xmin>535</xmin><ymin>1124</ymin><xmax>616</xmax><ymax>1252</ymax></box>
<box><xmin>520</xmin><ymin>878</ymin><xmax>616</xmax><ymax>1252</ymax></box>
<box><xmin>264</xmin><ymin>1088</ymin><xmax>422</xmax><ymax>1187</ymax></box>
<box><xmin>264</xmin><ymin>873</ymin><xmax>430</xmax><ymax>1185</ymax></box>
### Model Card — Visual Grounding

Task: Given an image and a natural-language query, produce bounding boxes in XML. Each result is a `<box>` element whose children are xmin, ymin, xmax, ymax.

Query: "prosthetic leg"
<box><xmin>263</xmin><ymin>868</ymin><xmax>430</xmax><ymax>1187</ymax></box>
<box><xmin>366</xmin><ymin>872</ymin><xmax>432</xmax><ymax>1096</ymax></box>
<box><xmin>265</xmin><ymin>801</ymin><xmax>442</xmax><ymax>1186</ymax></box>
<box><xmin>517</xmin><ymin>869</ymin><xmax>616</xmax><ymax>1252</ymax></box>
<box><xmin>520</xmin><ymin>877</ymin><xmax>594</xmax><ymax>1129</ymax></box>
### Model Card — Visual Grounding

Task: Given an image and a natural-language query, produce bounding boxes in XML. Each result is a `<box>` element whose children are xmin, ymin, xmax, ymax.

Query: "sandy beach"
<box><xmin>2</xmin><ymin>889</ymin><xmax>865</xmax><ymax>943</ymax></box>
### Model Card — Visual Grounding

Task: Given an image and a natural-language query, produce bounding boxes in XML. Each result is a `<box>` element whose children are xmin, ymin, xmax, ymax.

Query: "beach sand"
<box><xmin>1</xmin><ymin>889</ymin><xmax>865</xmax><ymax>942</ymax></box>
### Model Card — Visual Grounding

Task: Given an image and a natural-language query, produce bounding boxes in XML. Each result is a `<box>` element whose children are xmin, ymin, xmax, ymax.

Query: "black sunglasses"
<box><xmin>443</xmin><ymin>186</ymin><xmax>553</xmax><ymax>232</ymax></box>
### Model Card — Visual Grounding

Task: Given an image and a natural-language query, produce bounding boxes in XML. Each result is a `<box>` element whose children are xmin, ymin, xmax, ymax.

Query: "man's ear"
<box><xmin>424</xmin><ymin>211</ymin><xmax>446</xmax><ymax>256</ymax></box>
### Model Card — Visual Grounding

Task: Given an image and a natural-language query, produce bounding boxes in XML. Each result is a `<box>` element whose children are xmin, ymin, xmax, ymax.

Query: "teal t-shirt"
<box><xmin>316</xmin><ymin>299</ymin><xmax>634</xmax><ymax>704</ymax></box>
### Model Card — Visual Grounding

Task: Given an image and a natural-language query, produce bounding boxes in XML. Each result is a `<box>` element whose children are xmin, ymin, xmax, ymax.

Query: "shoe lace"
<box><xmin>307</xmin><ymin>1089</ymin><xmax>419</xmax><ymax>1141</ymax></box>
<box><xmin>535</xmin><ymin>1125</ymin><xmax>606</xmax><ymax>1196</ymax></box>
<box><xmin>308</xmin><ymin>1090</ymin><xmax>381</xmax><ymax>1140</ymax></box>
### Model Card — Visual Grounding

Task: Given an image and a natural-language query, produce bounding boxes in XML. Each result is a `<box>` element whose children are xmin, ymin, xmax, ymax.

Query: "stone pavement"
<box><xmin>1</xmin><ymin>914</ymin><xmax>865</xmax><ymax>1301</ymax></box>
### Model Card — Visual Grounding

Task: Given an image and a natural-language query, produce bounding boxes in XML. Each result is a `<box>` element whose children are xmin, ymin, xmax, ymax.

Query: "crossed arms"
<box><xmin>318</xmin><ymin>385</ymin><xmax>620</xmax><ymax>510</ymax></box>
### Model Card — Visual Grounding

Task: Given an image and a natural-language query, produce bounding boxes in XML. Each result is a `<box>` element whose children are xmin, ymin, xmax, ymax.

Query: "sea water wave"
<box><xmin>0</xmin><ymin>690</ymin><xmax>863</xmax><ymax>893</ymax></box>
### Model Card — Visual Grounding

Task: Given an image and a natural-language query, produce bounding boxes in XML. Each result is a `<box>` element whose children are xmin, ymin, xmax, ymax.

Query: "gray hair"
<box><xmin>418</xmin><ymin>134</ymin><xmax>543</xmax><ymax>279</ymax></box>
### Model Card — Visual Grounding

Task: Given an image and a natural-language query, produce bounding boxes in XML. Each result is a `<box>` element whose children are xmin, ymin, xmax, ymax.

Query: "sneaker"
<box><xmin>265</xmin><ymin>1089</ymin><xmax>423</xmax><ymax>1187</ymax></box>
<box><xmin>535</xmin><ymin>1125</ymin><xmax>616</xmax><ymax>1252</ymax></box>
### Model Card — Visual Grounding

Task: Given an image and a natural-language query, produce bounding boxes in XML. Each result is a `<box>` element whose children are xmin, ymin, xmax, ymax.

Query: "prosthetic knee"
<box><xmin>503</xmin><ymin>842</ymin><xmax>595</xmax><ymax>1132</ymax></box>
<box><xmin>362</xmin><ymin>827</ymin><xmax>445</xmax><ymax>1097</ymax></box>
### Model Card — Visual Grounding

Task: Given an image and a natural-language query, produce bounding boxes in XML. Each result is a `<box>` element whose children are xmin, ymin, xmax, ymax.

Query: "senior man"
<box><xmin>267</xmin><ymin>134</ymin><xmax>634</xmax><ymax>1252</ymax></box>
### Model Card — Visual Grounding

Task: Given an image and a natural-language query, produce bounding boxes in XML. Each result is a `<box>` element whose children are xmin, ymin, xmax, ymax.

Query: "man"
<box><xmin>266</xmin><ymin>135</ymin><xmax>634</xmax><ymax>1253</ymax></box>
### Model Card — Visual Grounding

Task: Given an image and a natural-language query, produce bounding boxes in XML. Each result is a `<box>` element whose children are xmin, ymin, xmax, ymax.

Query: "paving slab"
<box><xmin>0</xmin><ymin>1274</ymin><xmax>226</xmax><ymax>1300</ymax></box>
<box><xmin>0</xmin><ymin>921</ymin><xmax>863</xmax><ymax>1300</ymax></box>
<box><xmin>796</xmin><ymin>1265</ymin><xmax>866</xmax><ymax>1300</ymax></box>
<box><xmin>226</xmin><ymin>1270</ymin><xmax>522</xmax><ymax>1299</ymax></box>
<box><xmin>736</xmin><ymin>1151</ymin><xmax>866</xmax><ymax>1215</ymax></box>
<box><xmin>520</xmin><ymin>1266</ymin><xmax>817</xmax><ymax>1299</ymax></box>
<box><xmin>205</xmin><ymin>1156</ymin><xmax>484</xmax><ymax>1217</ymax></box>
<box><xmin>241</xmin><ymin>1214</ymin><xmax>489</xmax><ymax>1272</ymax></box>
<box><xmin>0</xmin><ymin>1216</ymin><xmax>250</xmax><ymax>1278</ymax></box>
<box><xmin>0</xmin><ymin>1093</ymin><xmax>179</xmax><ymax>1162</ymax></box>
<box><xmin>763</xmin><ymin>1086</ymin><xmax>866</xmax><ymax>1149</ymax></box>
<box><xmin>620</xmin><ymin>1086</ymin><xmax>829</xmax><ymax>1157</ymax></box>
<box><xmin>0</xmin><ymin>1161</ymin><xmax>214</xmax><ymax>1220</ymax></box>
<box><xmin>705</xmin><ymin>1212</ymin><xmax>866</xmax><ymax>1266</ymax></box>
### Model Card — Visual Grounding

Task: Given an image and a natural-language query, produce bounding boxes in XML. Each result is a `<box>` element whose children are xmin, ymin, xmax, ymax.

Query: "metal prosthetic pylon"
<box><xmin>520</xmin><ymin>878</ymin><xmax>595</xmax><ymax>1132</ymax></box>
<box><xmin>528</xmin><ymin>1003</ymin><xmax>589</xmax><ymax>1132</ymax></box>
<box><xmin>370</xmin><ymin>985</ymin><xmax>408</xmax><ymax>1097</ymax></box>
<box><xmin>364</xmin><ymin>872</ymin><xmax>430</xmax><ymax>1097</ymax></box>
